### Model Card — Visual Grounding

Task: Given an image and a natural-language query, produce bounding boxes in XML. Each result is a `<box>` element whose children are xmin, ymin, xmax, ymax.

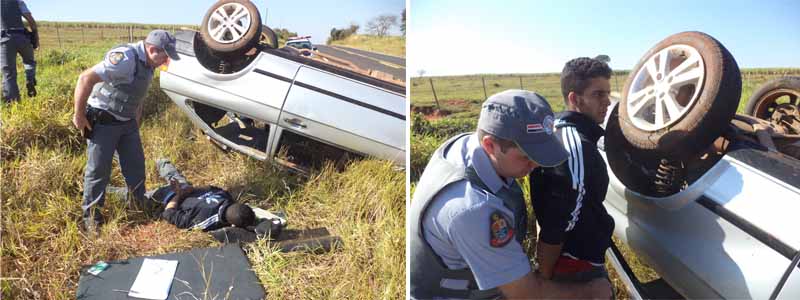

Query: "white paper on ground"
<box><xmin>128</xmin><ymin>258</ymin><xmax>179</xmax><ymax>300</ymax></box>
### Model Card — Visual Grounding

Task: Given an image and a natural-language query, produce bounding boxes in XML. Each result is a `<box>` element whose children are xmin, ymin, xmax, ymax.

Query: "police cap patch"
<box><xmin>108</xmin><ymin>52</ymin><xmax>125</xmax><ymax>65</ymax></box>
<box><xmin>489</xmin><ymin>211</ymin><xmax>514</xmax><ymax>247</ymax></box>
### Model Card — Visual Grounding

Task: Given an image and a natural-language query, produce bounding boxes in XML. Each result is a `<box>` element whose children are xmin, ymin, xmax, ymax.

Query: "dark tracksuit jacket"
<box><xmin>530</xmin><ymin>111</ymin><xmax>614</xmax><ymax>264</ymax></box>
<box><xmin>161</xmin><ymin>186</ymin><xmax>233</xmax><ymax>231</ymax></box>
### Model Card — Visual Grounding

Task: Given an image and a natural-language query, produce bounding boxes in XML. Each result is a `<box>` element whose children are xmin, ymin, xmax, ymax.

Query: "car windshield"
<box><xmin>288</xmin><ymin>41</ymin><xmax>312</xmax><ymax>49</ymax></box>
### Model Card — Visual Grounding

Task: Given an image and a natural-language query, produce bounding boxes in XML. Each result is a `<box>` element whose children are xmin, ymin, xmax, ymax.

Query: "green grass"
<box><xmin>409</xmin><ymin>67</ymin><xmax>800</xmax><ymax>299</ymax></box>
<box><xmin>2</xmin><ymin>35</ymin><xmax>404</xmax><ymax>299</ymax></box>
<box><xmin>329</xmin><ymin>34</ymin><xmax>406</xmax><ymax>58</ymax></box>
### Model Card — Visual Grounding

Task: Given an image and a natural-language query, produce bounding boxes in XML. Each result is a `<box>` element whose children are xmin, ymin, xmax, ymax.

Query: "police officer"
<box><xmin>1</xmin><ymin>0</ymin><xmax>38</xmax><ymax>102</ymax></box>
<box><xmin>72</xmin><ymin>30</ymin><xmax>179</xmax><ymax>232</ymax></box>
<box><xmin>410</xmin><ymin>90</ymin><xmax>610</xmax><ymax>299</ymax></box>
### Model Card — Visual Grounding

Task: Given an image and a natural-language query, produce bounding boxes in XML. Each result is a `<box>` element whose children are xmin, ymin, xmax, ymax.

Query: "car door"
<box><xmin>277</xmin><ymin>65</ymin><xmax>406</xmax><ymax>165</ymax></box>
<box><xmin>774</xmin><ymin>254</ymin><xmax>800</xmax><ymax>299</ymax></box>
<box><xmin>602</xmin><ymin>149</ymin><xmax>799</xmax><ymax>299</ymax></box>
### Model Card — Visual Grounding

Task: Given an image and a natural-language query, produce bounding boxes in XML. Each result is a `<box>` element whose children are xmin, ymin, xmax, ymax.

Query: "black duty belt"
<box><xmin>87</xmin><ymin>106</ymin><xmax>130</xmax><ymax>125</ymax></box>
<box><xmin>1</xmin><ymin>29</ymin><xmax>26</xmax><ymax>34</ymax></box>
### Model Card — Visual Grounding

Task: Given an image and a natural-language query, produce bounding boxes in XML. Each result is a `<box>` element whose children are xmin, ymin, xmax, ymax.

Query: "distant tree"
<box><xmin>366</xmin><ymin>14</ymin><xmax>398</xmax><ymax>36</ymax></box>
<box><xmin>401</xmin><ymin>9</ymin><xmax>406</xmax><ymax>36</ymax></box>
<box><xmin>327</xmin><ymin>23</ymin><xmax>360</xmax><ymax>44</ymax></box>
<box><xmin>417</xmin><ymin>69</ymin><xmax>426</xmax><ymax>77</ymax></box>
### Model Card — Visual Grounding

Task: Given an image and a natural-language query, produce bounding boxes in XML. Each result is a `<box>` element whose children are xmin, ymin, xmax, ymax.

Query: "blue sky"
<box><xmin>30</xmin><ymin>0</ymin><xmax>405</xmax><ymax>44</ymax></box>
<box><xmin>409</xmin><ymin>0</ymin><xmax>800</xmax><ymax>76</ymax></box>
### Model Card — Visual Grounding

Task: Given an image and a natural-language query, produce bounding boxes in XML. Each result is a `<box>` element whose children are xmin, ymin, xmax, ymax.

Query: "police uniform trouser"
<box><xmin>82</xmin><ymin>120</ymin><xmax>146</xmax><ymax>219</ymax></box>
<box><xmin>1</xmin><ymin>31</ymin><xmax>35</xmax><ymax>101</ymax></box>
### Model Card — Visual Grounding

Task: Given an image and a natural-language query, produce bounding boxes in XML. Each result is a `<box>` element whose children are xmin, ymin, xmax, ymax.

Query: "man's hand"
<box><xmin>171</xmin><ymin>179</ymin><xmax>193</xmax><ymax>200</ymax></box>
<box><xmin>499</xmin><ymin>272</ymin><xmax>612</xmax><ymax>299</ymax></box>
<box><xmin>73</xmin><ymin>112</ymin><xmax>91</xmax><ymax>132</ymax></box>
<box><xmin>31</xmin><ymin>30</ymin><xmax>39</xmax><ymax>50</ymax></box>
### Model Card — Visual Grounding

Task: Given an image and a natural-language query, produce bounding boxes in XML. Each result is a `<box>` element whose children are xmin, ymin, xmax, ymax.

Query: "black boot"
<box><xmin>26</xmin><ymin>82</ymin><xmax>36</xmax><ymax>97</ymax></box>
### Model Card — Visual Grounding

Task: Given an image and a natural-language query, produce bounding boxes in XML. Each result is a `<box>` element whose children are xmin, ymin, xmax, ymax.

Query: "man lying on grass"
<box><xmin>146</xmin><ymin>158</ymin><xmax>257</xmax><ymax>231</ymax></box>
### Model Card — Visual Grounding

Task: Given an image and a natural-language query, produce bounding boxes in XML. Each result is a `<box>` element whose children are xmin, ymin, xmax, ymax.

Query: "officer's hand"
<box><xmin>73</xmin><ymin>113</ymin><xmax>91</xmax><ymax>131</ymax></box>
<box><xmin>32</xmin><ymin>31</ymin><xmax>39</xmax><ymax>50</ymax></box>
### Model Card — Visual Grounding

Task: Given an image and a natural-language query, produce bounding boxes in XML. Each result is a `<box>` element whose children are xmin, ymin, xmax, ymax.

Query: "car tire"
<box><xmin>200</xmin><ymin>0</ymin><xmax>262</xmax><ymax>58</ymax></box>
<box><xmin>259</xmin><ymin>25</ymin><xmax>278</xmax><ymax>49</ymax></box>
<box><xmin>605</xmin><ymin>104</ymin><xmax>659</xmax><ymax>195</ymax></box>
<box><xmin>743</xmin><ymin>76</ymin><xmax>800</xmax><ymax>123</ymax></box>
<box><xmin>618</xmin><ymin>31</ymin><xmax>741</xmax><ymax>158</ymax></box>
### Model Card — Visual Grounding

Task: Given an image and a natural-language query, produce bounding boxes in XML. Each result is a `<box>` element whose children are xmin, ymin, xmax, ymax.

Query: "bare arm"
<box><xmin>22</xmin><ymin>13</ymin><xmax>36</xmax><ymax>32</ymax></box>
<box><xmin>165</xmin><ymin>181</ymin><xmax>193</xmax><ymax>210</ymax></box>
<box><xmin>536</xmin><ymin>241</ymin><xmax>564</xmax><ymax>279</ymax></box>
<box><xmin>72</xmin><ymin>68</ymin><xmax>103</xmax><ymax>131</ymax></box>
<box><xmin>499</xmin><ymin>271</ymin><xmax>611</xmax><ymax>299</ymax></box>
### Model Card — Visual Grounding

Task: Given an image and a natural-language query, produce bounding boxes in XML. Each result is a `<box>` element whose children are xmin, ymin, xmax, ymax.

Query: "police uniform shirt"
<box><xmin>88</xmin><ymin>41</ymin><xmax>150</xmax><ymax>120</ymax></box>
<box><xmin>17</xmin><ymin>0</ymin><xmax>30</xmax><ymax>15</ymax></box>
<box><xmin>422</xmin><ymin>133</ymin><xmax>531</xmax><ymax>291</ymax></box>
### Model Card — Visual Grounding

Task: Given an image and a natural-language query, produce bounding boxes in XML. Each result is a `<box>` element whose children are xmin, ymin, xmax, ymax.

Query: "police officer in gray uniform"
<box><xmin>72</xmin><ymin>30</ymin><xmax>179</xmax><ymax>231</ymax></box>
<box><xmin>409</xmin><ymin>90</ymin><xmax>610</xmax><ymax>299</ymax></box>
<box><xmin>1</xmin><ymin>0</ymin><xmax>38</xmax><ymax>102</ymax></box>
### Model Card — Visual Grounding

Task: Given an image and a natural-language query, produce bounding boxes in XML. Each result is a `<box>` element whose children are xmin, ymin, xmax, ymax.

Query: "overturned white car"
<box><xmin>159</xmin><ymin>0</ymin><xmax>405</xmax><ymax>172</ymax></box>
<box><xmin>601</xmin><ymin>31</ymin><xmax>800</xmax><ymax>299</ymax></box>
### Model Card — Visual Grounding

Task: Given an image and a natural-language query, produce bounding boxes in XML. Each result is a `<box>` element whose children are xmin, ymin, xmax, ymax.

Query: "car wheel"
<box><xmin>259</xmin><ymin>25</ymin><xmax>278</xmax><ymax>49</ymax></box>
<box><xmin>200</xmin><ymin>0</ymin><xmax>262</xmax><ymax>58</ymax></box>
<box><xmin>744</xmin><ymin>76</ymin><xmax>800</xmax><ymax>133</ymax></box>
<box><xmin>618</xmin><ymin>31</ymin><xmax>742</xmax><ymax>158</ymax></box>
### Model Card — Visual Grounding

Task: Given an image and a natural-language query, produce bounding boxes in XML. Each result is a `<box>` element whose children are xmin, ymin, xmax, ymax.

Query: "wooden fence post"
<box><xmin>519</xmin><ymin>76</ymin><xmax>524</xmax><ymax>89</ymax></box>
<box><xmin>56</xmin><ymin>22</ymin><xmax>62</xmax><ymax>48</ymax></box>
<box><xmin>129</xmin><ymin>26</ymin><xmax>133</xmax><ymax>42</ymax></box>
<box><xmin>429</xmin><ymin>78</ymin><xmax>441</xmax><ymax>111</ymax></box>
<box><xmin>481</xmin><ymin>77</ymin><xmax>488</xmax><ymax>100</ymax></box>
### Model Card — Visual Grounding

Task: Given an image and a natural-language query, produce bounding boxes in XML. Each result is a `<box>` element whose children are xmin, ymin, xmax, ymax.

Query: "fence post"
<box><xmin>481</xmin><ymin>77</ymin><xmax>488</xmax><ymax>100</ymax></box>
<box><xmin>429</xmin><ymin>78</ymin><xmax>441</xmax><ymax>111</ymax></box>
<box><xmin>519</xmin><ymin>76</ymin><xmax>523</xmax><ymax>89</ymax></box>
<box><xmin>129</xmin><ymin>26</ymin><xmax>133</xmax><ymax>42</ymax></box>
<box><xmin>56</xmin><ymin>22</ymin><xmax>62</xmax><ymax>48</ymax></box>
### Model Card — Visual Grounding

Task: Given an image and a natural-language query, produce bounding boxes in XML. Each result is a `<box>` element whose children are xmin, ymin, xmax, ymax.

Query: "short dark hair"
<box><xmin>477</xmin><ymin>129</ymin><xmax>516</xmax><ymax>153</ymax></box>
<box><xmin>225</xmin><ymin>203</ymin><xmax>256</xmax><ymax>228</ymax></box>
<box><xmin>560</xmin><ymin>57</ymin><xmax>612</xmax><ymax>103</ymax></box>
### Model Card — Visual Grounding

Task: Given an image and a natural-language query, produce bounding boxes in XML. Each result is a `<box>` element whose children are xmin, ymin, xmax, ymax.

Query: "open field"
<box><xmin>410</xmin><ymin>67</ymin><xmax>800</xmax><ymax>299</ymax></box>
<box><xmin>36</xmin><ymin>21</ymin><xmax>198</xmax><ymax>50</ymax></box>
<box><xmin>410</xmin><ymin>68</ymin><xmax>800</xmax><ymax>117</ymax></box>
<box><xmin>1</xmin><ymin>39</ymin><xmax>404</xmax><ymax>299</ymax></box>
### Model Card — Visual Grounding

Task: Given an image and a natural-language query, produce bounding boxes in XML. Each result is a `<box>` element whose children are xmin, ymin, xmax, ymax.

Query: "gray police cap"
<box><xmin>145</xmin><ymin>30</ymin><xmax>180</xmax><ymax>60</ymax></box>
<box><xmin>477</xmin><ymin>89</ymin><xmax>568</xmax><ymax>167</ymax></box>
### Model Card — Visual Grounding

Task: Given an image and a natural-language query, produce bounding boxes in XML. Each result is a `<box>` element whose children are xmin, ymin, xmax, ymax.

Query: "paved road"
<box><xmin>331</xmin><ymin>46</ymin><xmax>405</xmax><ymax>66</ymax></box>
<box><xmin>315</xmin><ymin>45</ymin><xmax>406</xmax><ymax>83</ymax></box>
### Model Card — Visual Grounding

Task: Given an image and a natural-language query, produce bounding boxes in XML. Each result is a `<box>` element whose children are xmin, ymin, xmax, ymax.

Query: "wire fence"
<box><xmin>410</xmin><ymin>72</ymin><xmax>629</xmax><ymax>113</ymax></box>
<box><xmin>37</xmin><ymin>22</ymin><xmax>198</xmax><ymax>49</ymax></box>
<box><xmin>410</xmin><ymin>68</ymin><xmax>800</xmax><ymax>115</ymax></box>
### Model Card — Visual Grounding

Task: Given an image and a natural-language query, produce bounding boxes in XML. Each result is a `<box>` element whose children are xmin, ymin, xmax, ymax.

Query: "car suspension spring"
<box><xmin>218</xmin><ymin>61</ymin><xmax>229</xmax><ymax>74</ymax></box>
<box><xmin>653</xmin><ymin>158</ymin><xmax>686</xmax><ymax>196</ymax></box>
